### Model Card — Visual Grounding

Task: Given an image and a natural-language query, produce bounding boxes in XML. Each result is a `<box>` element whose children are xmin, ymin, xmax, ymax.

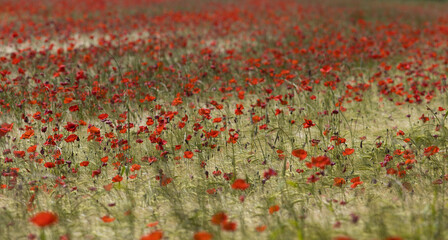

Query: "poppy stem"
<box><xmin>232</xmin><ymin>143</ymin><xmax>236</xmax><ymax>178</ymax></box>
<box><xmin>39</xmin><ymin>229</ymin><xmax>46</xmax><ymax>240</ymax></box>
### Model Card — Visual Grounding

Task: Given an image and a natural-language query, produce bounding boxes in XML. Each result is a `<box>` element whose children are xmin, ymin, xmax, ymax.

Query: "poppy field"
<box><xmin>1</xmin><ymin>0</ymin><xmax>448</xmax><ymax>239</ymax></box>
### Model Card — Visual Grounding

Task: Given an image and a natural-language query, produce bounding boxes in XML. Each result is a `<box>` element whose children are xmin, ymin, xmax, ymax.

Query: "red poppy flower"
<box><xmin>320</xmin><ymin>65</ymin><xmax>332</xmax><ymax>73</ymax></box>
<box><xmin>184</xmin><ymin>151</ymin><xmax>193</xmax><ymax>159</ymax></box>
<box><xmin>235</xmin><ymin>104</ymin><xmax>244</xmax><ymax>115</ymax></box>
<box><xmin>334</xmin><ymin>237</ymin><xmax>354</xmax><ymax>240</ymax></box>
<box><xmin>396</xmin><ymin>130</ymin><xmax>405</xmax><ymax>136</ymax></box>
<box><xmin>98</xmin><ymin>114</ymin><xmax>109</xmax><ymax>120</ymax></box>
<box><xmin>131</xmin><ymin>164</ymin><xmax>141</xmax><ymax>171</ymax></box>
<box><xmin>269</xmin><ymin>205</ymin><xmax>280</xmax><ymax>214</ymax></box>
<box><xmin>292</xmin><ymin>149</ymin><xmax>307</xmax><ymax>160</ymax></box>
<box><xmin>64</xmin><ymin>122</ymin><xmax>79</xmax><ymax>132</ymax></box>
<box><xmin>69</xmin><ymin>105</ymin><xmax>79</xmax><ymax>112</ymax></box>
<box><xmin>211</xmin><ymin>212</ymin><xmax>228</xmax><ymax>225</ymax></box>
<box><xmin>227</xmin><ymin>133</ymin><xmax>239</xmax><ymax>144</ymax></box>
<box><xmin>222</xmin><ymin>221</ymin><xmax>237</xmax><ymax>231</ymax></box>
<box><xmin>263</xmin><ymin>168</ymin><xmax>277</xmax><ymax>180</ymax></box>
<box><xmin>80</xmin><ymin>161</ymin><xmax>89</xmax><ymax>167</ymax></box>
<box><xmin>146</xmin><ymin>221</ymin><xmax>159</xmax><ymax>227</ymax></box>
<box><xmin>101</xmin><ymin>156</ymin><xmax>109</xmax><ymax>163</ymax></box>
<box><xmin>13</xmin><ymin>151</ymin><xmax>25</xmax><ymax>158</ymax></box>
<box><xmin>231</xmin><ymin>179</ymin><xmax>249</xmax><ymax>190</ymax></box>
<box><xmin>206</xmin><ymin>188</ymin><xmax>217</xmax><ymax>194</ymax></box>
<box><xmin>30</xmin><ymin>211</ymin><xmax>58</xmax><ymax>227</ymax></box>
<box><xmin>423</xmin><ymin>146</ymin><xmax>439</xmax><ymax>157</ymax></box>
<box><xmin>65</xmin><ymin>134</ymin><xmax>78</xmax><ymax>142</ymax></box>
<box><xmin>334</xmin><ymin>177</ymin><xmax>346</xmax><ymax>187</ymax></box>
<box><xmin>0</xmin><ymin>123</ymin><xmax>13</xmax><ymax>137</ymax></box>
<box><xmin>350</xmin><ymin>177</ymin><xmax>363</xmax><ymax>189</ymax></box>
<box><xmin>172</xmin><ymin>95</ymin><xmax>183</xmax><ymax>106</ymax></box>
<box><xmin>27</xmin><ymin>145</ymin><xmax>37</xmax><ymax>152</ymax></box>
<box><xmin>306</xmin><ymin>155</ymin><xmax>331</xmax><ymax>169</ymax></box>
<box><xmin>141</xmin><ymin>230</ymin><xmax>163</xmax><ymax>240</ymax></box>
<box><xmin>112</xmin><ymin>175</ymin><xmax>123</xmax><ymax>183</ymax></box>
<box><xmin>101</xmin><ymin>216</ymin><xmax>115</xmax><ymax>223</ymax></box>
<box><xmin>342</xmin><ymin>148</ymin><xmax>355</xmax><ymax>156</ymax></box>
<box><xmin>21</xmin><ymin>129</ymin><xmax>35</xmax><ymax>139</ymax></box>
<box><xmin>256</xmin><ymin>225</ymin><xmax>267</xmax><ymax>232</ymax></box>
<box><xmin>194</xmin><ymin>231</ymin><xmax>212</xmax><ymax>240</ymax></box>
<box><xmin>307</xmin><ymin>174</ymin><xmax>320</xmax><ymax>183</ymax></box>
<box><xmin>63</xmin><ymin>97</ymin><xmax>72</xmax><ymax>104</ymax></box>
<box><xmin>303</xmin><ymin>119</ymin><xmax>315</xmax><ymax>128</ymax></box>
<box><xmin>104</xmin><ymin>183</ymin><xmax>113</xmax><ymax>191</ymax></box>
<box><xmin>419</xmin><ymin>114</ymin><xmax>429</xmax><ymax>123</ymax></box>
<box><xmin>44</xmin><ymin>162</ymin><xmax>56</xmax><ymax>168</ymax></box>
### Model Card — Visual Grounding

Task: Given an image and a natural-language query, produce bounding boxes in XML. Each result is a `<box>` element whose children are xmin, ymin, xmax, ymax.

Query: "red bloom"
<box><xmin>69</xmin><ymin>105</ymin><xmax>79</xmax><ymax>112</ymax></box>
<box><xmin>27</xmin><ymin>145</ymin><xmax>37</xmax><ymax>152</ymax></box>
<box><xmin>92</xmin><ymin>169</ymin><xmax>101</xmax><ymax>177</ymax></box>
<box><xmin>80</xmin><ymin>161</ymin><xmax>90</xmax><ymax>167</ymax></box>
<box><xmin>112</xmin><ymin>175</ymin><xmax>123</xmax><ymax>183</ymax></box>
<box><xmin>419</xmin><ymin>114</ymin><xmax>429</xmax><ymax>123</ymax></box>
<box><xmin>306</xmin><ymin>155</ymin><xmax>331</xmax><ymax>169</ymax></box>
<box><xmin>320</xmin><ymin>65</ymin><xmax>332</xmax><ymax>73</ymax></box>
<box><xmin>101</xmin><ymin>156</ymin><xmax>109</xmax><ymax>163</ymax></box>
<box><xmin>13</xmin><ymin>150</ymin><xmax>25</xmax><ymax>158</ymax></box>
<box><xmin>342</xmin><ymin>148</ymin><xmax>355</xmax><ymax>156</ymax></box>
<box><xmin>184</xmin><ymin>151</ymin><xmax>194</xmax><ymax>159</ymax></box>
<box><xmin>44</xmin><ymin>162</ymin><xmax>56</xmax><ymax>168</ymax></box>
<box><xmin>194</xmin><ymin>231</ymin><xmax>212</xmax><ymax>240</ymax></box>
<box><xmin>101</xmin><ymin>216</ymin><xmax>115</xmax><ymax>223</ymax></box>
<box><xmin>104</xmin><ymin>183</ymin><xmax>113</xmax><ymax>191</ymax></box>
<box><xmin>307</xmin><ymin>174</ymin><xmax>320</xmax><ymax>183</ymax></box>
<box><xmin>350</xmin><ymin>177</ymin><xmax>363</xmax><ymax>189</ymax></box>
<box><xmin>0</xmin><ymin>123</ymin><xmax>13</xmax><ymax>137</ymax></box>
<box><xmin>206</xmin><ymin>188</ymin><xmax>217</xmax><ymax>194</ymax></box>
<box><xmin>65</xmin><ymin>134</ymin><xmax>78</xmax><ymax>142</ymax></box>
<box><xmin>227</xmin><ymin>133</ymin><xmax>239</xmax><ymax>144</ymax></box>
<box><xmin>211</xmin><ymin>212</ymin><xmax>228</xmax><ymax>225</ymax></box>
<box><xmin>334</xmin><ymin>177</ymin><xmax>346</xmax><ymax>187</ymax></box>
<box><xmin>206</xmin><ymin>130</ymin><xmax>220</xmax><ymax>138</ymax></box>
<box><xmin>141</xmin><ymin>231</ymin><xmax>163</xmax><ymax>240</ymax></box>
<box><xmin>58</xmin><ymin>65</ymin><xmax>66</xmax><ymax>72</ymax></box>
<box><xmin>64</xmin><ymin>122</ymin><xmax>79</xmax><ymax>132</ymax></box>
<box><xmin>131</xmin><ymin>164</ymin><xmax>141</xmax><ymax>171</ymax></box>
<box><xmin>423</xmin><ymin>146</ymin><xmax>439</xmax><ymax>157</ymax></box>
<box><xmin>235</xmin><ymin>104</ymin><xmax>244</xmax><ymax>115</ymax></box>
<box><xmin>63</xmin><ymin>97</ymin><xmax>73</xmax><ymax>104</ymax></box>
<box><xmin>30</xmin><ymin>211</ymin><xmax>58</xmax><ymax>227</ymax></box>
<box><xmin>292</xmin><ymin>149</ymin><xmax>307</xmax><ymax>160</ymax></box>
<box><xmin>159</xmin><ymin>175</ymin><xmax>172</xmax><ymax>186</ymax></box>
<box><xmin>334</xmin><ymin>237</ymin><xmax>354</xmax><ymax>240</ymax></box>
<box><xmin>396</xmin><ymin>130</ymin><xmax>405</xmax><ymax>136</ymax></box>
<box><xmin>256</xmin><ymin>225</ymin><xmax>267</xmax><ymax>232</ymax></box>
<box><xmin>231</xmin><ymin>179</ymin><xmax>249</xmax><ymax>190</ymax></box>
<box><xmin>269</xmin><ymin>205</ymin><xmax>280</xmax><ymax>214</ymax></box>
<box><xmin>172</xmin><ymin>96</ymin><xmax>183</xmax><ymax>106</ymax></box>
<box><xmin>21</xmin><ymin>129</ymin><xmax>35</xmax><ymax>139</ymax></box>
<box><xmin>98</xmin><ymin>113</ymin><xmax>109</xmax><ymax>120</ymax></box>
<box><xmin>222</xmin><ymin>221</ymin><xmax>237</xmax><ymax>231</ymax></box>
<box><xmin>263</xmin><ymin>168</ymin><xmax>277</xmax><ymax>180</ymax></box>
<box><xmin>303</xmin><ymin>119</ymin><xmax>316</xmax><ymax>128</ymax></box>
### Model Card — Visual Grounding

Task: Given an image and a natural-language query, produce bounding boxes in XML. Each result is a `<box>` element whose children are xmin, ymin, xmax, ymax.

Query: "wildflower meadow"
<box><xmin>0</xmin><ymin>0</ymin><xmax>447</xmax><ymax>239</ymax></box>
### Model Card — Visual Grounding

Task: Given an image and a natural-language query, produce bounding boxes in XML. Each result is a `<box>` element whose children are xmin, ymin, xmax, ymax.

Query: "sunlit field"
<box><xmin>1</xmin><ymin>0</ymin><xmax>448</xmax><ymax>239</ymax></box>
